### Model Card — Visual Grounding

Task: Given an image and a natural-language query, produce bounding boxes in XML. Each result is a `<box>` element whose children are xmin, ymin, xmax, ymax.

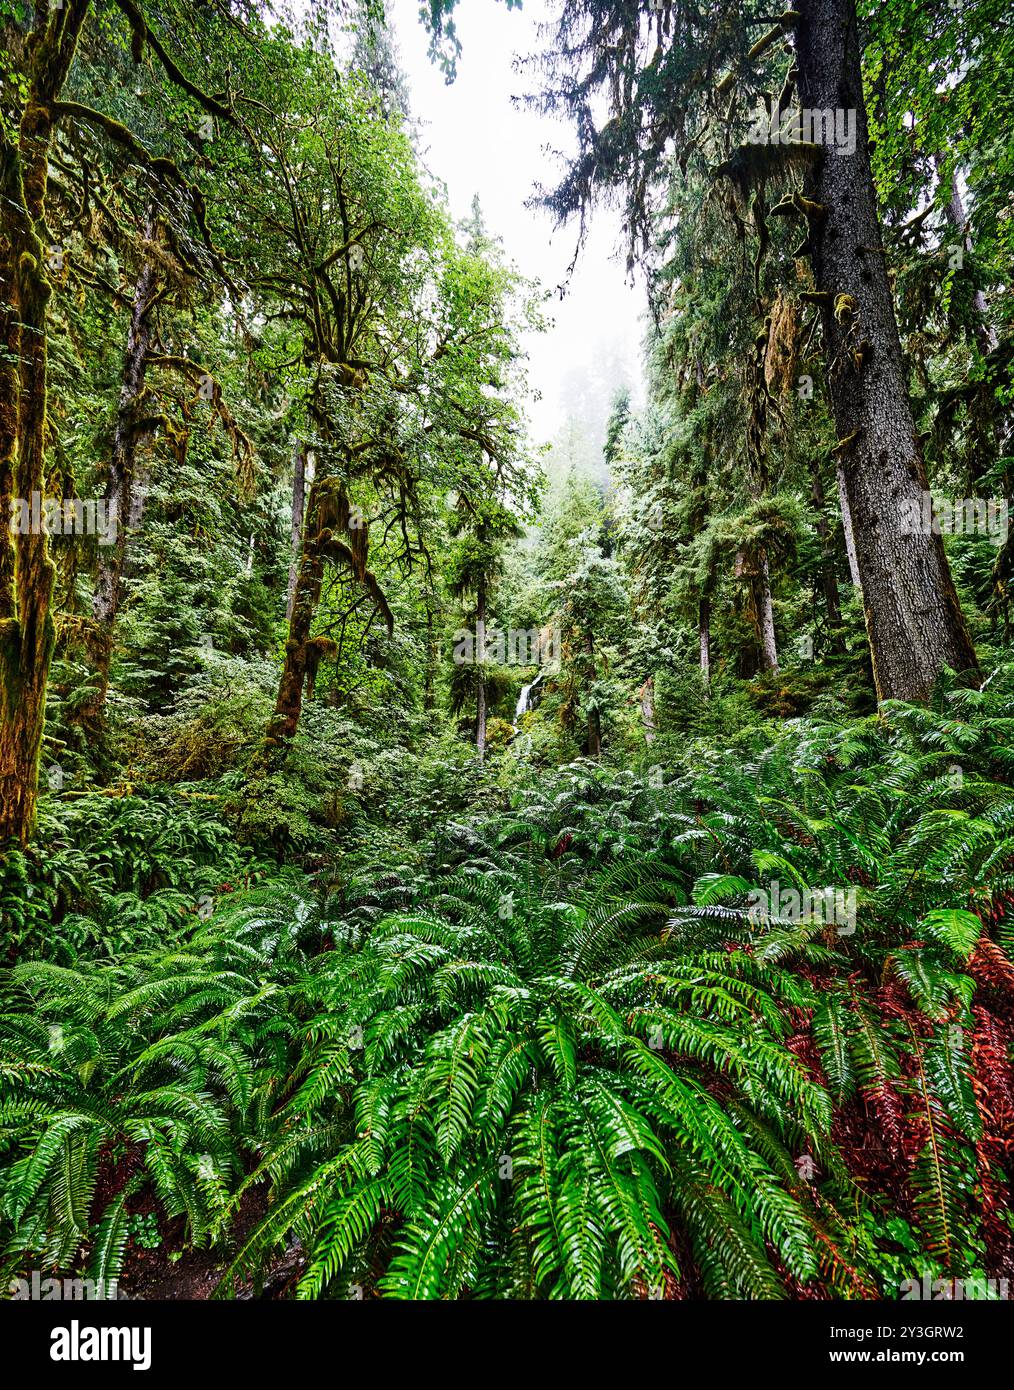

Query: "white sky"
<box><xmin>386</xmin><ymin>0</ymin><xmax>646</xmax><ymax>447</ymax></box>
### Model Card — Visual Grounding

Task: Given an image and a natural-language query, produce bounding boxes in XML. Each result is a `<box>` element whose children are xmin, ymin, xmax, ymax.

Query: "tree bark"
<box><xmin>691</xmin><ymin>363</ymin><xmax>712</xmax><ymax>691</ymax></box>
<box><xmin>265</xmin><ymin>475</ymin><xmax>389</xmax><ymax>757</ymax></box>
<box><xmin>476</xmin><ymin>581</ymin><xmax>487</xmax><ymax>761</ymax></box>
<box><xmin>640</xmin><ymin>676</ymin><xmax>655</xmax><ymax>744</ymax></box>
<box><xmin>585</xmin><ymin>630</ymin><xmax>601</xmax><ymax>758</ymax></box>
<box><xmin>0</xmin><ymin>2</ymin><xmax>90</xmax><ymax>844</ymax></box>
<box><xmin>266</xmin><ymin>478</ymin><xmax>329</xmax><ymax>752</ymax></box>
<box><xmin>423</xmin><ymin>597</ymin><xmax>437</xmax><ymax>712</ymax></box>
<box><xmin>758</xmin><ymin>554</ymin><xmax>779</xmax><ymax>673</ymax></box>
<box><xmin>795</xmin><ymin>0</ymin><xmax>978</xmax><ymax>700</ymax></box>
<box><xmin>836</xmin><ymin>462</ymin><xmax>862</xmax><ymax>587</ymax></box>
<box><xmin>85</xmin><ymin>212</ymin><xmax>159</xmax><ymax>719</ymax></box>
<box><xmin>286</xmin><ymin>440</ymin><xmax>308</xmax><ymax>622</ymax></box>
<box><xmin>699</xmin><ymin>594</ymin><xmax>711</xmax><ymax>687</ymax></box>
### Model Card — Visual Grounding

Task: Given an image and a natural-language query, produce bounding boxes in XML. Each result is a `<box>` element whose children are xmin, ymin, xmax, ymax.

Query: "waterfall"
<box><xmin>512</xmin><ymin>670</ymin><xmax>543</xmax><ymax>735</ymax></box>
<box><xmin>514</xmin><ymin>683</ymin><xmax>533</xmax><ymax>725</ymax></box>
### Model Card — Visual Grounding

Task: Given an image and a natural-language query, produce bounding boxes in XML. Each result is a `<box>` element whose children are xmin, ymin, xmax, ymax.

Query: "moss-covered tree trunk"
<box><xmin>85</xmin><ymin>213</ymin><xmax>159</xmax><ymax>722</ymax></box>
<box><xmin>699</xmin><ymin>595</ymin><xmax>711</xmax><ymax>687</ymax></box>
<box><xmin>264</xmin><ymin>474</ymin><xmax>386</xmax><ymax>757</ymax></box>
<box><xmin>0</xmin><ymin>1</ymin><xmax>90</xmax><ymax>844</ymax></box>
<box><xmin>738</xmin><ymin>550</ymin><xmax>778</xmax><ymax>674</ymax></box>
<box><xmin>266</xmin><ymin>477</ymin><xmax>329</xmax><ymax>752</ymax></box>
<box><xmin>423</xmin><ymin>594</ymin><xmax>438</xmax><ymax>712</ymax></box>
<box><xmin>475</xmin><ymin>578</ymin><xmax>487</xmax><ymax>761</ymax></box>
<box><xmin>285</xmin><ymin>440</ymin><xmax>308</xmax><ymax>622</ymax></box>
<box><xmin>640</xmin><ymin>676</ymin><xmax>655</xmax><ymax>744</ymax></box>
<box><xmin>758</xmin><ymin>554</ymin><xmax>779</xmax><ymax>673</ymax></box>
<box><xmin>585</xmin><ymin>630</ymin><xmax>601</xmax><ymax>758</ymax></box>
<box><xmin>795</xmin><ymin>0</ymin><xmax>978</xmax><ymax>700</ymax></box>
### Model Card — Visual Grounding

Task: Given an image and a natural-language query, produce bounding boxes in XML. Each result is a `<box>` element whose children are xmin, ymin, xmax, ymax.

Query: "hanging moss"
<box><xmin>713</xmin><ymin>141</ymin><xmax>821</xmax><ymax>201</ymax></box>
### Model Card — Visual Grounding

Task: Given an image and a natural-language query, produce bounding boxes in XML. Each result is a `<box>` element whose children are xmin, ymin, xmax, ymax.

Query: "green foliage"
<box><xmin>0</xmin><ymin>926</ymin><xmax>266</xmax><ymax>1281</ymax></box>
<box><xmin>1</xmin><ymin>791</ymin><xmax>263</xmax><ymax>962</ymax></box>
<box><xmin>3</xmin><ymin>674</ymin><xmax>1014</xmax><ymax>1296</ymax></box>
<box><xmin>2</xmin><ymin>0</ymin><xmax>1012</xmax><ymax>1308</ymax></box>
<box><xmin>213</xmin><ymin>839</ymin><xmax>861</xmax><ymax>1300</ymax></box>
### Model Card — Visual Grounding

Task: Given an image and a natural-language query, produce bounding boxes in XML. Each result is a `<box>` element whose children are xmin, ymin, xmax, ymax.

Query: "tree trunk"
<box><xmin>837</xmin><ymin>463</ymin><xmax>862</xmax><ymax>587</ymax></box>
<box><xmin>585</xmin><ymin>630</ymin><xmax>601</xmax><ymax>758</ymax></box>
<box><xmin>423</xmin><ymin>597</ymin><xmax>437</xmax><ymax>712</ymax></box>
<box><xmin>265</xmin><ymin>477</ymin><xmax>329</xmax><ymax>753</ymax></box>
<box><xmin>640</xmin><ymin>676</ymin><xmax>655</xmax><ymax>744</ymax></box>
<box><xmin>85</xmin><ymin>213</ymin><xmax>158</xmax><ymax>719</ymax></box>
<box><xmin>264</xmin><ymin>465</ymin><xmax>388</xmax><ymax>761</ymax></box>
<box><xmin>699</xmin><ymin>594</ymin><xmax>711</xmax><ymax>687</ymax></box>
<box><xmin>286</xmin><ymin>440</ymin><xmax>308</xmax><ymax>622</ymax></box>
<box><xmin>936</xmin><ymin>155</ymin><xmax>997</xmax><ymax>359</ymax></box>
<box><xmin>476</xmin><ymin>582</ymin><xmax>487</xmax><ymax>761</ymax></box>
<box><xmin>758</xmin><ymin>554</ymin><xmax>779</xmax><ymax>673</ymax></box>
<box><xmin>795</xmin><ymin>0</ymin><xmax>978</xmax><ymax>700</ymax></box>
<box><xmin>0</xmin><ymin>2</ymin><xmax>90</xmax><ymax>845</ymax></box>
<box><xmin>690</xmin><ymin>366</ymin><xmax>713</xmax><ymax>692</ymax></box>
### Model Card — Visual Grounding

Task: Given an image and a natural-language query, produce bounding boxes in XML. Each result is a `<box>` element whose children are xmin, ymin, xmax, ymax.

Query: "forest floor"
<box><xmin>120</xmin><ymin>1189</ymin><xmax>303</xmax><ymax>1300</ymax></box>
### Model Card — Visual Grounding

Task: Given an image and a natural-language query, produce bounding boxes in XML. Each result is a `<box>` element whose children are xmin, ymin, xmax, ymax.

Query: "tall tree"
<box><xmin>448</xmin><ymin>496</ymin><xmax>524</xmax><ymax>760</ymax></box>
<box><xmin>793</xmin><ymin>0</ymin><xmax>977</xmax><ymax>697</ymax></box>
<box><xmin>1</xmin><ymin>1</ymin><xmax>94</xmax><ymax>842</ymax></box>
<box><xmin>524</xmin><ymin>0</ymin><xmax>979</xmax><ymax>701</ymax></box>
<box><xmin>0</xmin><ymin>0</ymin><xmax>256</xmax><ymax>841</ymax></box>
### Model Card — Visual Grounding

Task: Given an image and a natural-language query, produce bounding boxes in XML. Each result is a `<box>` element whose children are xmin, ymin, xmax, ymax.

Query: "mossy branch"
<box><xmin>748</xmin><ymin>26</ymin><xmax>784</xmax><ymax>60</ymax></box>
<box><xmin>716</xmin><ymin>12</ymin><xmax>801</xmax><ymax>96</ymax></box>
<box><xmin>830</xmin><ymin>430</ymin><xmax>861</xmax><ymax>458</ymax></box>
<box><xmin>147</xmin><ymin>355</ymin><xmax>255</xmax><ymax>490</ymax></box>
<box><xmin>52</xmin><ymin>102</ymin><xmax>183</xmax><ymax>184</ymax></box>
<box><xmin>714</xmin><ymin>142</ymin><xmax>822</xmax><ymax>192</ymax></box>
<box><xmin>794</xmin><ymin>192</ymin><xmax>827</xmax><ymax>221</ymax></box>
<box><xmin>111</xmin><ymin>0</ymin><xmax>232</xmax><ymax>124</ymax></box>
<box><xmin>769</xmin><ymin>194</ymin><xmax>798</xmax><ymax>218</ymax></box>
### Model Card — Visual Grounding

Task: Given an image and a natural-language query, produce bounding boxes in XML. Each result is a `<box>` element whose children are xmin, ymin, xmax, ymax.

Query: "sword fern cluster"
<box><xmin>0</xmin><ymin>678</ymin><xmax>1012</xmax><ymax>1298</ymax></box>
<box><xmin>217</xmin><ymin>854</ymin><xmax>872</xmax><ymax>1300</ymax></box>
